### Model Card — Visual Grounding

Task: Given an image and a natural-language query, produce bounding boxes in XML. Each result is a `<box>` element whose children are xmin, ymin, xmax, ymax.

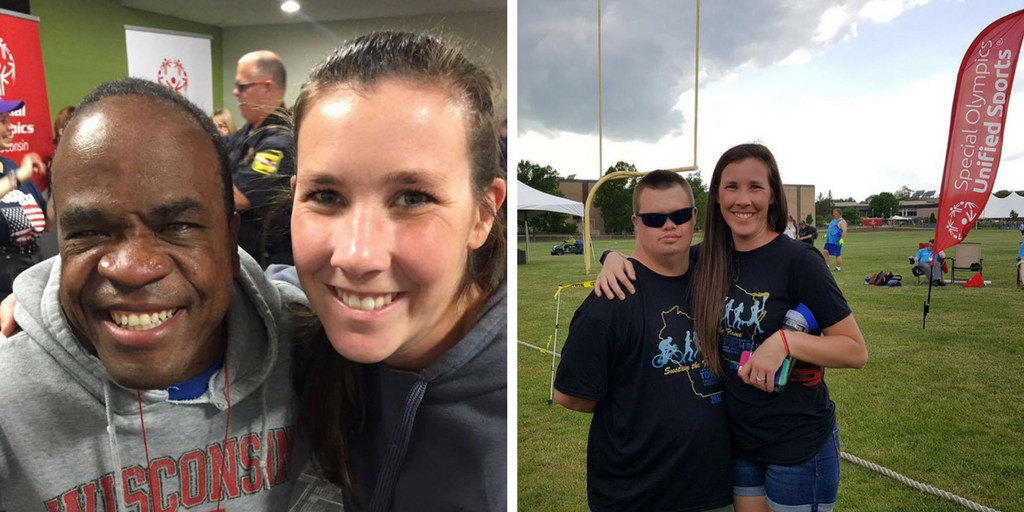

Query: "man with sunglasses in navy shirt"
<box><xmin>555</xmin><ymin>170</ymin><xmax>733</xmax><ymax>512</ymax></box>
<box><xmin>227</xmin><ymin>50</ymin><xmax>294</xmax><ymax>267</ymax></box>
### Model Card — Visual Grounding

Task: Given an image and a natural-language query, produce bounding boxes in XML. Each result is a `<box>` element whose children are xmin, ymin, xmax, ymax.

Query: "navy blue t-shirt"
<box><xmin>0</xmin><ymin>156</ymin><xmax>46</xmax><ymax>247</ymax></box>
<box><xmin>556</xmin><ymin>259</ymin><xmax>731</xmax><ymax>512</ymax></box>
<box><xmin>717</xmin><ymin>235</ymin><xmax>851</xmax><ymax>465</ymax></box>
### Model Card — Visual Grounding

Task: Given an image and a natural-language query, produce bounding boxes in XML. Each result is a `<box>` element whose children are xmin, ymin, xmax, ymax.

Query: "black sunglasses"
<box><xmin>635</xmin><ymin>207</ymin><xmax>695</xmax><ymax>228</ymax></box>
<box><xmin>234</xmin><ymin>80</ymin><xmax>269</xmax><ymax>93</ymax></box>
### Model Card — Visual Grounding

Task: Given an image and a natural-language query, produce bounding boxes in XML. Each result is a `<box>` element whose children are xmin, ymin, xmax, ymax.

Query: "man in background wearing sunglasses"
<box><xmin>228</xmin><ymin>50</ymin><xmax>294</xmax><ymax>267</ymax></box>
<box><xmin>554</xmin><ymin>170</ymin><xmax>733</xmax><ymax>512</ymax></box>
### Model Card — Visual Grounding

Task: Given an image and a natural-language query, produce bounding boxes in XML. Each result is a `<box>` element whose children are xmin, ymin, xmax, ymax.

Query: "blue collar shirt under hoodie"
<box><xmin>0</xmin><ymin>250</ymin><xmax>307</xmax><ymax>511</ymax></box>
<box><xmin>344</xmin><ymin>283</ymin><xmax>507</xmax><ymax>512</ymax></box>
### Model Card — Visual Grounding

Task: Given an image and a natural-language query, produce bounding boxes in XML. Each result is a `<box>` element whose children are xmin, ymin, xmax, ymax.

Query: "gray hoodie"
<box><xmin>347</xmin><ymin>283</ymin><xmax>507</xmax><ymax>512</ymax></box>
<box><xmin>0</xmin><ymin>251</ymin><xmax>305</xmax><ymax>511</ymax></box>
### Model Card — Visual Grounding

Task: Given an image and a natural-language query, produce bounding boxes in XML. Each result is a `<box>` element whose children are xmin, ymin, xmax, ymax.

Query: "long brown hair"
<box><xmin>290</xmin><ymin>31</ymin><xmax>507</xmax><ymax>487</ymax></box>
<box><xmin>692</xmin><ymin>143</ymin><xmax>788</xmax><ymax>378</ymax></box>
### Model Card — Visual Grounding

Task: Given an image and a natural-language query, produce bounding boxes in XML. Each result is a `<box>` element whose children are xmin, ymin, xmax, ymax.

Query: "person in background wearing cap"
<box><xmin>0</xmin><ymin>98</ymin><xmax>47</xmax><ymax>297</ymax></box>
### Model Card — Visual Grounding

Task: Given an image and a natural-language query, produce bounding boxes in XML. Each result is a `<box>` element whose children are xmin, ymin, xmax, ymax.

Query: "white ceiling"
<box><xmin>122</xmin><ymin>0</ymin><xmax>506</xmax><ymax>28</ymax></box>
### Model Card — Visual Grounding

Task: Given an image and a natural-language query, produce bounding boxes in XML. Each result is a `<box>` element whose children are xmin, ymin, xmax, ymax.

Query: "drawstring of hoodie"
<box><xmin>104</xmin><ymin>381</ymin><xmax>129</xmax><ymax>512</ymax></box>
<box><xmin>108</xmin><ymin>346</ymin><xmax>233</xmax><ymax>510</ymax></box>
<box><xmin>368</xmin><ymin>379</ymin><xmax>428</xmax><ymax>512</ymax></box>
<box><xmin>259</xmin><ymin>383</ymin><xmax>269</xmax><ymax>481</ymax></box>
<box><xmin>218</xmin><ymin>352</ymin><xmax>232</xmax><ymax>510</ymax></box>
<box><xmin>136</xmin><ymin>390</ymin><xmax>154</xmax><ymax>511</ymax></box>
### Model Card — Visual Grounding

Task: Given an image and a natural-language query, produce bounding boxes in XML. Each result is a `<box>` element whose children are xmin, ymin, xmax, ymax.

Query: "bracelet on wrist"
<box><xmin>778</xmin><ymin>329</ymin><xmax>791</xmax><ymax>356</ymax></box>
<box><xmin>600</xmin><ymin>249</ymin><xmax>613</xmax><ymax>265</ymax></box>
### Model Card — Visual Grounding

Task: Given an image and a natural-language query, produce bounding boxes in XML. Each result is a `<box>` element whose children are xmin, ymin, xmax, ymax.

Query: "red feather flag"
<box><xmin>934</xmin><ymin>9</ymin><xmax>1024</xmax><ymax>256</ymax></box>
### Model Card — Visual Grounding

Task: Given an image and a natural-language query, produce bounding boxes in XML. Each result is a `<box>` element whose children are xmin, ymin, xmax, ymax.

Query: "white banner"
<box><xmin>125</xmin><ymin>26</ymin><xmax>213</xmax><ymax>113</ymax></box>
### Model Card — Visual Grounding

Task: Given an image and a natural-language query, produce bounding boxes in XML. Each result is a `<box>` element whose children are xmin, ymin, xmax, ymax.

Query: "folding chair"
<box><xmin>949</xmin><ymin>243</ymin><xmax>983</xmax><ymax>284</ymax></box>
<box><xmin>910</xmin><ymin>242</ymin><xmax>948</xmax><ymax>284</ymax></box>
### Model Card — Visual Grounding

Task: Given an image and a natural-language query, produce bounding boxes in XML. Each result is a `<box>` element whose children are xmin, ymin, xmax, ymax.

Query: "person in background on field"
<box><xmin>823</xmin><ymin>208</ymin><xmax>847</xmax><ymax>272</ymax></box>
<box><xmin>212</xmin><ymin>108</ymin><xmax>238</xmax><ymax>137</ymax></box>
<box><xmin>1017</xmin><ymin>241</ymin><xmax>1024</xmax><ymax>286</ymax></box>
<box><xmin>797</xmin><ymin>220</ymin><xmax>817</xmax><ymax>245</ymax></box>
<box><xmin>784</xmin><ymin>216</ymin><xmax>797</xmax><ymax>239</ymax></box>
<box><xmin>912</xmin><ymin>239</ymin><xmax>946</xmax><ymax>287</ymax></box>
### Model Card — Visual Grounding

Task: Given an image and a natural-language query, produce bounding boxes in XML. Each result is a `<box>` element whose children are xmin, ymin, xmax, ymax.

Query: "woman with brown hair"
<box><xmin>598</xmin><ymin>144</ymin><xmax>867</xmax><ymax>512</ymax></box>
<box><xmin>283</xmin><ymin>31</ymin><xmax>507</xmax><ymax>511</ymax></box>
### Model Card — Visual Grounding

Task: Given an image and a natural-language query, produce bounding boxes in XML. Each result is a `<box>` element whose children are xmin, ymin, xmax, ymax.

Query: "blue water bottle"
<box><xmin>773</xmin><ymin>303</ymin><xmax>818</xmax><ymax>393</ymax></box>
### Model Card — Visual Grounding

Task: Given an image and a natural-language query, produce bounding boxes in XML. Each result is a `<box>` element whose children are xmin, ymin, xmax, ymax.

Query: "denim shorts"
<box><xmin>732</xmin><ymin>425</ymin><xmax>841</xmax><ymax>512</ymax></box>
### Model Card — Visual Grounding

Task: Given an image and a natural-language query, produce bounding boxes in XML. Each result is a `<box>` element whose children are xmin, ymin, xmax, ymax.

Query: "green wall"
<box><xmin>31</xmin><ymin>0</ymin><xmax>223</xmax><ymax>123</ymax></box>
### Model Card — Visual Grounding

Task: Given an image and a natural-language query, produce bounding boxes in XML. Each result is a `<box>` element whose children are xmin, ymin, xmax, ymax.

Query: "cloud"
<box><xmin>858</xmin><ymin>0</ymin><xmax>934</xmax><ymax>23</ymax></box>
<box><xmin>518</xmin><ymin>0</ymin><xmax>926</xmax><ymax>143</ymax></box>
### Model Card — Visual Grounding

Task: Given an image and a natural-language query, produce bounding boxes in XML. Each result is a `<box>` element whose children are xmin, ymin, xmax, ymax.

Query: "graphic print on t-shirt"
<box><xmin>720</xmin><ymin>285</ymin><xmax>771</xmax><ymax>371</ymax></box>
<box><xmin>653</xmin><ymin>305</ymin><xmax>722</xmax><ymax>401</ymax></box>
<box><xmin>0</xmin><ymin>188</ymin><xmax>45</xmax><ymax>245</ymax></box>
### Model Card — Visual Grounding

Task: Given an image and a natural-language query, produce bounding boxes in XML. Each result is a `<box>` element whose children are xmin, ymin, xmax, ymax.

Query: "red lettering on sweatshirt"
<box><xmin>99</xmin><ymin>475</ymin><xmax>116</xmax><ymax>512</ymax></box>
<box><xmin>179</xmin><ymin>449</ymin><xmax>207</xmax><ymax>507</ymax></box>
<box><xmin>123</xmin><ymin>466</ymin><xmax>150</xmax><ymax>512</ymax></box>
<box><xmin>209</xmin><ymin>438</ymin><xmax>241</xmax><ymax>500</ymax></box>
<box><xmin>239</xmin><ymin>433</ymin><xmax>264</xmax><ymax>493</ymax></box>
<box><xmin>40</xmin><ymin>428</ymin><xmax>295</xmax><ymax>510</ymax></box>
<box><xmin>149</xmin><ymin>456</ymin><xmax>178</xmax><ymax>512</ymax></box>
<box><xmin>270</xmin><ymin>428</ymin><xmax>294</xmax><ymax>485</ymax></box>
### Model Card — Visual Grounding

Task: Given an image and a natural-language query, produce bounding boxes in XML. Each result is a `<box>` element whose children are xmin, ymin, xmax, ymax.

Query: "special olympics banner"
<box><xmin>125</xmin><ymin>26</ymin><xmax>213</xmax><ymax>113</ymax></box>
<box><xmin>935</xmin><ymin>9</ymin><xmax>1024</xmax><ymax>256</ymax></box>
<box><xmin>0</xmin><ymin>9</ymin><xmax>54</xmax><ymax>190</ymax></box>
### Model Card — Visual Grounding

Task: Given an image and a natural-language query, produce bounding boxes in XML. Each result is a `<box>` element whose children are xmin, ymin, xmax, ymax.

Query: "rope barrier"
<box><xmin>519</xmin><ymin>339</ymin><xmax>1000</xmax><ymax>511</ymax></box>
<box><xmin>840</xmin><ymin>452</ymin><xmax>1001</xmax><ymax>512</ymax></box>
<box><xmin>517</xmin><ymin>340</ymin><xmax>560</xmax><ymax>357</ymax></box>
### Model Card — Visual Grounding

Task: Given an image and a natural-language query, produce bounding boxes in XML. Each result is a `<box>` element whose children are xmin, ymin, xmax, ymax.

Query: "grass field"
<box><xmin>517</xmin><ymin>229</ymin><xmax>1024</xmax><ymax>512</ymax></box>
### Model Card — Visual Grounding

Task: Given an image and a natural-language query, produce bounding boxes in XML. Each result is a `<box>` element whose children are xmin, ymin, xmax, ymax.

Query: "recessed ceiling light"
<box><xmin>281</xmin><ymin>1</ymin><xmax>300</xmax><ymax>13</ymax></box>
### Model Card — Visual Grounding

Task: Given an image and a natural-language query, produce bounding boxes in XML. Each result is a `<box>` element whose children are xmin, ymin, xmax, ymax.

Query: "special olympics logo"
<box><xmin>944</xmin><ymin>201</ymin><xmax>978</xmax><ymax>241</ymax></box>
<box><xmin>0</xmin><ymin>37</ymin><xmax>16</xmax><ymax>98</ymax></box>
<box><xmin>157</xmin><ymin>58</ymin><xmax>188</xmax><ymax>95</ymax></box>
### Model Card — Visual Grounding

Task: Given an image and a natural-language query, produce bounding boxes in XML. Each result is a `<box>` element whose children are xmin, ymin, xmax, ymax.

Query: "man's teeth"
<box><xmin>338</xmin><ymin>290</ymin><xmax>394</xmax><ymax>311</ymax></box>
<box><xmin>110</xmin><ymin>310</ymin><xmax>176</xmax><ymax>330</ymax></box>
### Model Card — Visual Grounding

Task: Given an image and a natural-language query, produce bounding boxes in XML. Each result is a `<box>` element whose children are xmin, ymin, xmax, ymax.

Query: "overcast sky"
<box><xmin>518</xmin><ymin>0</ymin><xmax>1024</xmax><ymax>202</ymax></box>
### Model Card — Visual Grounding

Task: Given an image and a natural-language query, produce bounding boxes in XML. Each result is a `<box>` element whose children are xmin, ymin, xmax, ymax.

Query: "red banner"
<box><xmin>934</xmin><ymin>8</ymin><xmax>1024</xmax><ymax>256</ymax></box>
<box><xmin>0</xmin><ymin>10</ymin><xmax>53</xmax><ymax>190</ymax></box>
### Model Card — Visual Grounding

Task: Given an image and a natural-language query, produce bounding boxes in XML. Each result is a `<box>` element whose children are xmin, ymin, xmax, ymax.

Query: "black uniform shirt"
<box><xmin>226</xmin><ymin>108</ymin><xmax>294</xmax><ymax>266</ymax></box>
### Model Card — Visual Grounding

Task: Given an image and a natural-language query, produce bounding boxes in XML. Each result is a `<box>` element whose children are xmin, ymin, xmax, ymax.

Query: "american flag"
<box><xmin>0</xmin><ymin>189</ymin><xmax>45</xmax><ymax>246</ymax></box>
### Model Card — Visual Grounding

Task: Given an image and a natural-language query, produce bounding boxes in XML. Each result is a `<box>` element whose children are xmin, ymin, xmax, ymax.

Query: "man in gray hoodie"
<box><xmin>0</xmin><ymin>78</ymin><xmax>306</xmax><ymax>510</ymax></box>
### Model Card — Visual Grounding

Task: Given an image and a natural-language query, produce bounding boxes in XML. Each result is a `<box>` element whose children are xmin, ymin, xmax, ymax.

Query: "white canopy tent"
<box><xmin>517</xmin><ymin>180</ymin><xmax>585</xmax><ymax>217</ymax></box>
<box><xmin>517</xmin><ymin>180</ymin><xmax>585</xmax><ymax>262</ymax></box>
<box><xmin>980</xmin><ymin>192</ymin><xmax>1024</xmax><ymax>219</ymax></box>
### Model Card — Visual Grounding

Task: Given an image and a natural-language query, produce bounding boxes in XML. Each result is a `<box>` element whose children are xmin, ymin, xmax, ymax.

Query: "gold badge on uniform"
<box><xmin>252</xmin><ymin>150</ymin><xmax>284</xmax><ymax>175</ymax></box>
